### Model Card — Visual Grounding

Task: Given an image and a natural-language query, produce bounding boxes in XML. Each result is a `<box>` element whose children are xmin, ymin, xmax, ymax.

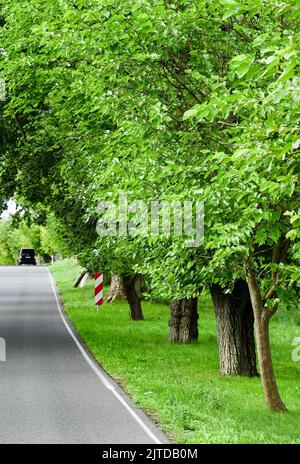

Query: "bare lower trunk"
<box><xmin>104</xmin><ymin>275</ymin><xmax>127</xmax><ymax>303</ymax></box>
<box><xmin>79</xmin><ymin>272</ymin><xmax>93</xmax><ymax>288</ymax></box>
<box><xmin>210</xmin><ymin>280</ymin><xmax>258</xmax><ymax>377</ymax></box>
<box><xmin>73</xmin><ymin>271</ymin><xmax>93</xmax><ymax>288</ymax></box>
<box><xmin>73</xmin><ymin>270</ymin><xmax>87</xmax><ymax>288</ymax></box>
<box><xmin>247</xmin><ymin>270</ymin><xmax>287</xmax><ymax>411</ymax></box>
<box><xmin>123</xmin><ymin>275</ymin><xmax>144</xmax><ymax>320</ymax></box>
<box><xmin>169</xmin><ymin>298</ymin><xmax>198</xmax><ymax>342</ymax></box>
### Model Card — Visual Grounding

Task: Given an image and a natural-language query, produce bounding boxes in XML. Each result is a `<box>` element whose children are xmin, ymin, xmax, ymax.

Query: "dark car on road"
<box><xmin>19</xmin><ymin>248</ymin><xmax>37</xmax><ymax>266</ymax></box>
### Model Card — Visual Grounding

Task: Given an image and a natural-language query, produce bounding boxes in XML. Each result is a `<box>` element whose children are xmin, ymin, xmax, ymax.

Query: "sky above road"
<box><xmin>1</xmin><ymin>200</ymin><xmax>17</xmax><ymax>220</ymax></box>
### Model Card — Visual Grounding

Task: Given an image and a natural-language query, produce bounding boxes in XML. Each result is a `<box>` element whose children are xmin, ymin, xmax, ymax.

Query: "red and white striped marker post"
<box><xmin>94</xmin><ymin>272</ymin><xmax>104</xmax><ymax>312</ymax></box>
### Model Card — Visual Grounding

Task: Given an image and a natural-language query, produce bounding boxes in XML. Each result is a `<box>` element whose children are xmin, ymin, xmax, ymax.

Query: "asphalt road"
<box><xmin>0</xmin><ymin>266</ymin><xmax>168</xmax><ymax>444</ymax></box>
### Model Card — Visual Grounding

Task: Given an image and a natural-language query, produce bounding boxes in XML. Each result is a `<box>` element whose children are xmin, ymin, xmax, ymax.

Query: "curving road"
<box><xmin>0</xmin><ymin>266</ymin><xmax>168</xmax><ymax>444</ymax></box>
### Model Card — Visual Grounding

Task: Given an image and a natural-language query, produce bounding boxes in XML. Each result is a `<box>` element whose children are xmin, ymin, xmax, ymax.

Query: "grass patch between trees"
<box><xmin>50</xmin><ymin>259</ymin><xmax>300</xmax><ymax>444</ymax></box>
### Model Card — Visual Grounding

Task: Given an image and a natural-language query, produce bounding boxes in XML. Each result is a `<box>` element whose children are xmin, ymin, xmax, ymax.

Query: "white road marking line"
<box><xmin>46</xmin><ymin>267</ymin><xmax>162</xmax><ymax>444</ymax></box>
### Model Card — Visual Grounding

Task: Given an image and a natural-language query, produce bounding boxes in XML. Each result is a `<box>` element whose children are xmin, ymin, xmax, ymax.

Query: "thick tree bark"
<box><xmin>81</xmin><ymin>272</ymin><xmax>93</xmax><ymax>287</ymax></box>
<box><xmin>169</xmin><ymin>298</ymin><xmax>198</xmax><ymax>342</ymax></box>
<box><xmin>210</xmin><ymin>280</ymin><xmax>258</xmax><ymax>377</ymax></box>
<box><xmin>247</xmin><ymin>270</ymin><xmax>287</xmax><ymax>411</ymax></box>
<box><xmin>73</xmin><ymin>270</ymin><xmax>88</xmax><ymax>288</ymax></box>
<box><xmin>104</xmin><ymin>275</ymin><xmax>127</xmax><ymax>303</ymax></box>
<box><xmin>79</xmin><ymin>272</ymin><xmax>93</xmax><ymax>288</ymax></box>
<box><xmin>123</xmin><ymin>275</ymin><xmax>144</xmax><ymax>320</ymax></box>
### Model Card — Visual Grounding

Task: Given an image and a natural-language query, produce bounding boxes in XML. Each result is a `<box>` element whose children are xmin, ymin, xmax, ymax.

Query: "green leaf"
<box><xmin>183</xmin><ymin>105</ymin><xmax>200</xmax><ymax>120</ymax></box>
<box><xmin>230</xmin><ymin>54</ymin><xmax>254</xmax><ymax>78</ymax></box>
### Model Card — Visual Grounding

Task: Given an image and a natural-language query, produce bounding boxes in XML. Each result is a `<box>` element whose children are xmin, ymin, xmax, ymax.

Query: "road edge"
<box><xmin>47</xmin><ymin>267</ymin><xmax>170</xmax><ymax>445</ymax></box>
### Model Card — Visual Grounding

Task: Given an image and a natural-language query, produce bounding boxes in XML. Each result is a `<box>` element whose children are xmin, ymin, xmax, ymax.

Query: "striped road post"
<box><xmin>94</xmin><ymin>272</ymin><xmax>104</xmax><ymax>312</ymax></box>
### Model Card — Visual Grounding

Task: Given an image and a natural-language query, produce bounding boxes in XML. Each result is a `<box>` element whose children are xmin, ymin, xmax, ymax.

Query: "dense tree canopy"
<box><xmin>0</xmin><ymin>0</ymin><xmax>299</xmax><ymax>411</ymax></box>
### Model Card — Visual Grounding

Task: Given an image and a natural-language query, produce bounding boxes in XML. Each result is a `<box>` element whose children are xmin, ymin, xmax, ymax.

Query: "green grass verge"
<box><xmin>50</xmin><ymin>258</ymin><xmax>300</xmax><ymax>444</ymax></box>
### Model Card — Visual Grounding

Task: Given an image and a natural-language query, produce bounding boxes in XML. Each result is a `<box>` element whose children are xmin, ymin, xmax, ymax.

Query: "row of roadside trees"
<box><xmin>0</xmin><ymin>213</ymin><xmax>68</xmax><ymax>264</ymax></box>
<box><xmin>0</xmin><ymin>0</ymin><xmax>299</xmax><ymax>412</ymax></box>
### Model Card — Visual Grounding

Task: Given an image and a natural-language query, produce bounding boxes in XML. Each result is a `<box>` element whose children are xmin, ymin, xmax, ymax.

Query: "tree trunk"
<box><xmin>79</xmin><ymin>272</ymin><xmax>92</xmax><ymax>288</ymax></box>
<box><xmin>123</xmin><ymin>275</ymin><xmax>144</xmax><ymax>320</ymax></box>
<box><xmin>73</xmin><ymin>270</ymin><xmax>87</xmax><ymax>288</ymax></box>
<box><xmin>169</xmin><ymin>298</ymin><xmax>198</xmax><ymax>342</ymax></box>
<box><xmin>247</xmin><ymin>270</ymin><xmax>287</xmax><ymax>411</ymax></box>
<box><xmin>210</xmin><ymin>280</ymin><xmax>258</xmax><ymax>377</ymax></box>
<box><xmin>104</xmin><ymin>274</ymin><xmax>127</xmax><ymax>303</ymax></box>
